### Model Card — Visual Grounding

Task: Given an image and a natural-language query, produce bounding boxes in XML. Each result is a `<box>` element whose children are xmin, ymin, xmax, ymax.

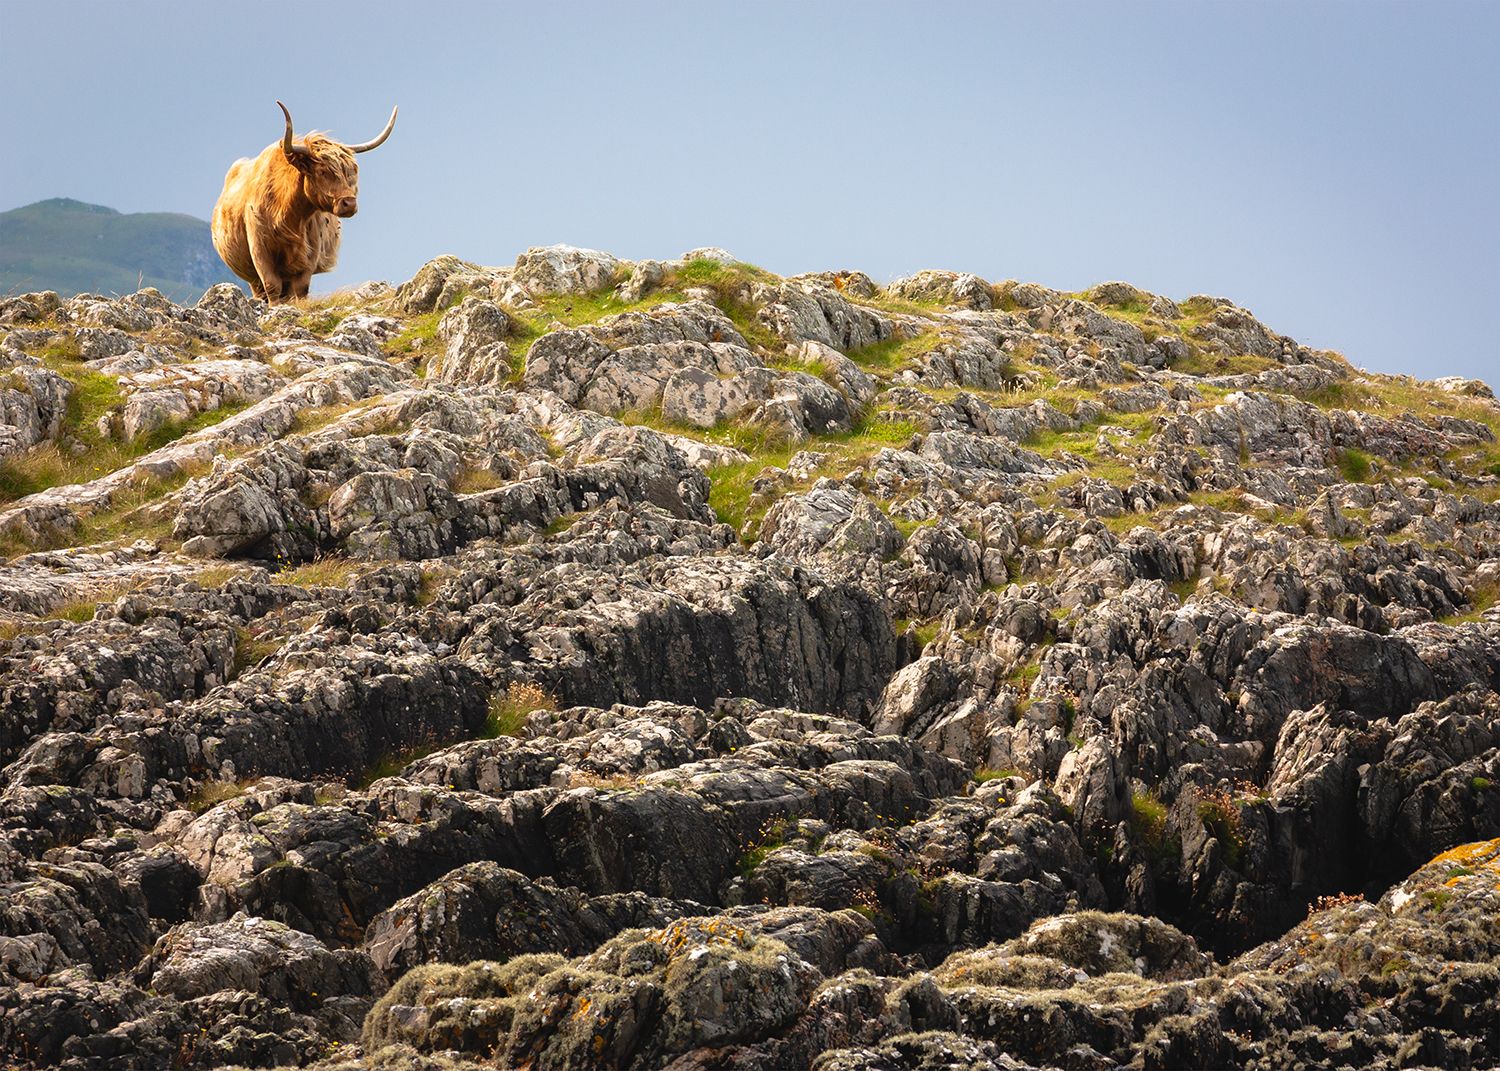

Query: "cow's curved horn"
<box><xmin>278</xmin><ymin>101</ymin><xmax>310</xmax><ymax>159</ymax></box>
<box><xmin>346</xmin><ymin>106</ymin><xmax>398</xmax><ymax>153</ymax></box>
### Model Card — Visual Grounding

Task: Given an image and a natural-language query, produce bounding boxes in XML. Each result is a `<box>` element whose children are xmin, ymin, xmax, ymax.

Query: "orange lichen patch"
<box><xmin>1430</xmin><ymin>839</ymin><xmax>1500</xmax><ymax>871</ymax></box>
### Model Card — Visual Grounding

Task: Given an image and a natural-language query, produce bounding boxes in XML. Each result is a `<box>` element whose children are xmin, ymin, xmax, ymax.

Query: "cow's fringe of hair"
<box><xmin>263</xmin><ymin>134</ymin><xmax>354</xmax><ymax>229</ymax></box>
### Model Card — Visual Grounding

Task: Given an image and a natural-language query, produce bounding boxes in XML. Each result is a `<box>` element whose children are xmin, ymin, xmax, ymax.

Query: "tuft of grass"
<box><xmin>357</xmin><ymin>748</ymin><xmax>434</xmax><ymax>787</ymax></box>
<box><xmin>887</xmin><ymin>514</ymin><xmax>931</xmax><ymax>540</ymax></box>
<box><xmin>34</xmin><ymin>334</ymin><xmax>83</xmax><ymax>361</ymax></box>
<box><xmin>194</xmin><ymin>564</ymin><xmax>246</xmax><ymax>587</ymax></box>
<box><xmin>415</xmin><ymin>566</ymin><xmax>445</xmax><ymax>607</ymax></box>
<box><xmin>295</xmin><ymin>295</ymin><xmax>351</xmax><ymax>335</ymax></box>
<box><xmin>662</xmin><ymin>258</ymin><xmax>782</xmax><ymax>353</ymax></box>
<box><xmin>452</xmin><ymin>467</ymin><xmax>504</xmax><ymax>494</ymax></box>
<box><xmin>0</xmin><ymin>393</ymin><xmax>246</xmax><ymax>504</ymax></box>
<box><xmin>1335</xmin><ymin>447</ymin><xmax>1374</xmax><ymax>482</ymax></box>
<box><xmin>974</xmin><ymin>767</ymin><xmax>1016</xmax><ymax>784</ymax></box>
<box><xmin>911</xmin><ymin>619</ymin><xmax>942</xmax><ymax>648</ymax></box>
<box><xmin>482</xmin><ymin>681</ymin><xmax>557</xmax><ymax>739</ymax></box>
<box><xmin>48</xmin><ymin>597</ymin><xmax>106</xmax><ymax>624</ymax></box>
<box><xmin>29</xmin><ymin>578</ymin><xmax>143</xmax><ymax>625</ymax></box>
<box><xmin>543</xmin><ymin>511</ymin><xmax>582</xmax><ymax>537</ymax></box>
<box><xmin>287</xmin><ymin>400</ymin><xmax>374</xmax><ymax>435</ymax></box>
<box><xmin>1130</xmin><ymin>791</ymin><xmax>1167</xmax><ymax>840</ymax></box>
<box><xmin>232</xmin><ymin>627</ymin><xmax>284</xmax><ymax>677</ymax></box>
<box><xmin>705</xmin><ymin>454</ymin><xmax>794</xmax><ymax>536</ymax></box>
<box><xmin>276</xmin><ymin>556</ymin><xmax>362</xmax><ymax>588</ymax></box>
<box><xmin>0</xmin><ymin>462</ymin><xmax>209</xmax><ymax>559</ymax></box>
<box><xmin>187</xmin><ymin>778</ymin><xmax>254</xmax><ymax>813</ymax></box>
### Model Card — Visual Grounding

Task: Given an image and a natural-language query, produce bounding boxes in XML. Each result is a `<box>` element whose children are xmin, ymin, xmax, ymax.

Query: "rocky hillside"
<box><xmin>0</xmin><ymin>199</ymin><xmax>237</xmax><ymax>307</ymax></box>
<box><xmin>0</xmin><ymin>247</ymin><xmax>1497</xmax><ymax>1070</ymax></box>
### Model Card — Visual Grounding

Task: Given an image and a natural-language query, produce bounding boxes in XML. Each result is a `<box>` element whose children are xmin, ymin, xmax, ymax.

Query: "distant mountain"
<box><xmin>0</xmin><ymin>197</ymin><xmax>241</xmax><ymax>305</ymax></box>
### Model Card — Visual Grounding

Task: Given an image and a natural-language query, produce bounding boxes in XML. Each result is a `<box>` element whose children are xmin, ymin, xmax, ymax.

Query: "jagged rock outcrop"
<box><xmin>0</xmin><ymin>250</ymin><xmax>1496</xmax><ymax>1069</ymax></box>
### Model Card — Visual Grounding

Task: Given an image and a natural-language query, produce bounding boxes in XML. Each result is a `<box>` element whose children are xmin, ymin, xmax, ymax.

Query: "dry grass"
<box><xmin>452</xmin><ymin>467</ymin><xmax>504</xmax><ymax>494</ymax></box>
<box><xmin>287</xmin><ymin>400</ymin><xmax>375</xmax><ymax>435</ymax></box>
<box><xmin>186</xmin><ymin>778</ymin><xmax>256</xmax><ymax>813</ymax></box>
<box><xmin>276</xmin><ymin>556</ymin><xmax>363</xmax><ymax>588</ymax></box>
<box><xmin>483</xmin><ymin>681</ymin><xmax>558</xmax><ymax>739</ymax></box>
<box><xmin>195</xmin><ymin>564</ymin><xmax>248</xmax><ymax>587</ymax></box>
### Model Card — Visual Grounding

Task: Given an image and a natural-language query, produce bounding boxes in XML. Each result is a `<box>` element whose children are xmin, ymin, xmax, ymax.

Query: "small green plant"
<box><xmin>357</xmin><ymin>748</ymin><xmax>431</xmax><ymax>787</ymax></box>
<box><xmin>415</xmin><ymin>567</ymin><xmax>445</xmax><ymax>607</ymax></box>
<box><xmin>48</xmin><ymin>597</ymin><xmax>104</xmax><ymax>624</ymax></box>
<box><xmin>543</xmin><ymin>511</ymin><xmax>582</xmax><ymax>537</ymax></box>
<box><xmin>738</xmin><ymin>817</ymin><xmax>789</xmax><ymax>877</ymax></box>
<box><xmin>1169</xmin><ymin>351</ymin><xmax>1279</xmax><ymax>378</ymax></box>
<box><xmin>1472</xmin><ymin>776</ymin><xmax>1493</xmax><ymax>792</ymax></box>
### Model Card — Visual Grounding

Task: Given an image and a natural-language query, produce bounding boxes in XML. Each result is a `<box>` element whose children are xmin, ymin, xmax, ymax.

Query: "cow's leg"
<box><xmin>289</xmin><ymin>274</ymin><xmax>313</xmax><ymax>301</ymax></box>
<box><xmin>245</xmin><ymin>212</ymin><xmax>286</xmax><ymax>304</ymax></box>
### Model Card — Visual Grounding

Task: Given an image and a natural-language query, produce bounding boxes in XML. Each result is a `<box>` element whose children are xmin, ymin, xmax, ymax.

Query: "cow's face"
<box><xmin>276</xmin><ymin>102</ymin><xmax>397</xmax><ymax>219</ymax></box>
<box><xmin>291</xmin><ymin>144</ymin><xmax>360</xmax><ymax>218</ymax></box>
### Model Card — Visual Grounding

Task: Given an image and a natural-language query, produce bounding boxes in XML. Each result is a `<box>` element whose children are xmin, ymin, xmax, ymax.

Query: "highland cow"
<box><xmin>211</xmin><ymin>101</ymin><xmax>396</xmax><ymax>303</ymax></box>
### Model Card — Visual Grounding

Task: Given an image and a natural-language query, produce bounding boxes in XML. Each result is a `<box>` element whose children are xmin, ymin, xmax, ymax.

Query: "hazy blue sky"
<box><xmin>2</xmin><ymin>1</ymin><xmax>1496</xmax><ymax>379</ymax></box>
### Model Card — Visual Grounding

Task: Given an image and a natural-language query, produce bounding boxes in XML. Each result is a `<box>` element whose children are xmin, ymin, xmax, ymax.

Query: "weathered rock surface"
<box><xmin>0</xmin><ymin>253</ymin><xmax>1496</xmax><ymax>1068</ymax></box>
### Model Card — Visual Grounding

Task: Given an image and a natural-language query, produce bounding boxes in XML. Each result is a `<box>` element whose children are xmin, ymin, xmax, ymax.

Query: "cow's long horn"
<box><xmin>278</xmin><ymin>101</ymin><xmax>310</xmax><ymax>159</ymax></box>
<box><xmin>346</xmin><ymin>106</ymin><xmax>398</xmax><ymax>153</ymax></box>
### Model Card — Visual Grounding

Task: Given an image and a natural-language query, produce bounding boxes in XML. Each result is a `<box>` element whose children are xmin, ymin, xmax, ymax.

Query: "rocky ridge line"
<box><xmin>0</xmin><ymin>244</ymin><xmax>1497</xmax><ymax>1069</ymax></box>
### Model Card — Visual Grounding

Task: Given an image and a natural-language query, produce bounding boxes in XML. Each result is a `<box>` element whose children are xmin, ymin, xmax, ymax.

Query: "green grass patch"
<box><xmin>384</xmin><ymin>309</ymin><xmax>444</xmax><ymax>360</ymax></box>
<box><xmin>845</xmin><ymin>329</ymin><xmax>945</xmax><ymax>377</ymax></box>
<box><xmin>287</xmin><ymin>400</ymin><xmax>375</xmax><ymax>435</ymax></box>
<box><xmin>974</xmin><ymin>767</ymin><xmax>1016</xmax><ymax>784</ymax></box>
<box><xmin>542</xmin><ymin>512</ymin><xmax>582</xmax><ymax>537</ymax></box>
<box><xmin>1335</xmin><ymin>447</ymin><xmax>1374</xmax><ymax>483</ymax></box>
<box><xmin>705</xmin><ymin>453</ymin><xmax>796</xmax><ymax>536</ymax></box>
<box><xmin>0</xmin><ymin>393</ymin><xmax>245</xmax><ymax>504</ymax></box>
<box><xmin>696</xmin><ymin>410</ymin><xmax>920</xmax><ymax>538</ymax></box>
<box><xmin>0</xmin><ymin>459</ymin><xmax>207</xmax><ymax>558</ymax></box>
<box><xmin>502</xmin><ymin>259</ymin><xmax>780</xmax><ymax>370</ymax></box>
<box><xmin>356</xmin><ymin>747</ymin><xmax>437</xmax><ymax>788</ymax></box>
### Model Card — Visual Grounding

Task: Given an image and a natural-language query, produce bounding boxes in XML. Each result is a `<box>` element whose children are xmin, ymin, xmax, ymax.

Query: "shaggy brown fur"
<box><xmin>212</xmin><ymin>107</ymin><xmax>392</xmax><ymax>303</ymax></box>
